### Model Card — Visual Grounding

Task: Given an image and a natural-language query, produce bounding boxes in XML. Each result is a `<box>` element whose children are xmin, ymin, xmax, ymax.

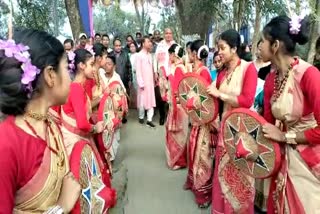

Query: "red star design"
<box><xmin>235</xmin><ymin>137</ymin><xmax>253</xmax><ymax>159</ymax></box>
<box><xmin>186</xmin><ymin>97</ymin><xmax>195</xmax><ymax>111</ymax></box>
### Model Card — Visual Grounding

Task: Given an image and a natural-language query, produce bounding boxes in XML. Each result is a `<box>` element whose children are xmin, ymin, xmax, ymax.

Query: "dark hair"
<box><xmin>95</xmin><ymin>33</ymin><xmax>101</xmax><ymax>38</ymax></box>
<box><xmin>0</xmin><ymin>28</ymin><xmax>65</xmax><ymax>116</ymax></box>
<box><xmin>263</xmin><ymin>15</ymin><xmax>310</xmax><ymax>54</ymax></box>
<box><xmin>64</xmin><ymin>38</ymin><xmax>74</xmax><ymax>48</ymax></box>
<box><xmin>129</xmin><ymin>41</ymin><xmax>138</xmax><ymax>51</ymax></box>
<box><xmin>73</xmin><ymin>49</ymin><xmax>93</xmax><ymax>73</ymax></box>
<box><xmin>136</xmin><ymin>32</ymin><xmax>142</xmax><ymax>37</ymax></box>
<box><xmin>113</xmin><ymin>38</ymin><xmax>121</xmax><ymax>45</ymax></box>
<box><xmin>107</xmin><ymin>53</ymin><xmax>116</xmax><ymax>65</ymax></box>
<box><xmin>102</xmin><ymin>34</ymin><xmax>109</xmax><ymax>40</ymax></box>
<box><xmin>93</xmin><ymin>43</ymin><xmax>107</xmax><ymax>57</ymax></box>
<box><xmin>316</xmin><ymin>36</ymin><xmax>320</xmax><ymax>50</ymax></box>
<box><xmin>141</xmin><ymin>36</ymin><xmax>150</xmax><ymax>46</ymax></box>
<box><xmin>190</xmin><ymin>40</ymin><xmax>208</xmax><ymax>60</ymax></box>
<box><xmin>168</xmin><ymin>44</ymin><xmax>184</xmax><ymax>58</ymax></box>
<box><xmin>126</xmin><ymin>35</ymin><xmax>134</xmax><ymax>41</ymax></box>
<box><xmin>186</xmin><ymin>41</ymin><xmax>192</xmax><ymax>49</ymax></box>
<box><xmin>219</xmin><ymin>29</ymin><xmax>242</xmax><ymax>56</ymax></box>
<box><xmin>213</xmin><ymin>51</ymin><xmax>219</xmax><ymax>59</ymax></box>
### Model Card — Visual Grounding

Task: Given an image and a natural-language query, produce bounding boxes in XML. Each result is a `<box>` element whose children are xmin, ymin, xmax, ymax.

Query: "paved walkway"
<box><xmin>113</xmin><ymin>110</ymin><xmax>210</xmax><ymax>214</ymax></box>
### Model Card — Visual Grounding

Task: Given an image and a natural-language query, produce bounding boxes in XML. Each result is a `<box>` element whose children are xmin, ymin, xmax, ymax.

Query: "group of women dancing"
<box><xmin>164</xmin><ymin>15</ymin><xmax>320</xmax><ymax>214</ymax></box>
<box><xmin>0</xmin><ymin>29</ymin><xmax>124</xmax><ymax>212</ymax></box>
<box><xmin>0</xmin><ymin>13</ymin><xmax>319</xmax><ymax>214</ymax></box>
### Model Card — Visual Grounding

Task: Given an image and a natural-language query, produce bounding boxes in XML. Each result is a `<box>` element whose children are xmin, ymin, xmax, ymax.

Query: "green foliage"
<box><xmin>94</xmin><ymin>4</ymin><xmax>140</xmax><ymax>40</ymax></box>
<box><xmin>157</xmin><ymin>7</ymin><xmax>181</xmax><ymax>42</ymax></box>
<box><xmin>15</xmin><ymin>0</ymin><xmax>50</xmax><ymax>31</ymax></box>
<box><xmin>14</xmin><ymin>0</ymin><xmax>66</xmax><ymax>35</ymax></box>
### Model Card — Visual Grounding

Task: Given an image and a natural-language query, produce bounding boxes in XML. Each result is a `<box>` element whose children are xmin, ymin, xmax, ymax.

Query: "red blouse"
<box><xmin>0</xmin><ymin>116</ymin><xmax>47</xmax><ymax>212</ymax></box>
<box><xmin>84</xmin><ymin>79</ymin><xmax>96</xmax><ymax>100</ymax></box>
<box><xmin>264</xmin><ymin>66</ymin><xmax>320</xmax><ymax>144</ymax></box>
<box><xmin>62</xmin><ymin>83</ymin><xmax>93</xmax><ymax>133</ymax></box>
<box><xmin>216</xmin><ymin>62</ymin><xmax>257</xmax><ymax>108</ymax></box>
<box><xmin>198</xmin><ymin>66</ymin><xmax>212</xmax><ymax>85</ymax></box>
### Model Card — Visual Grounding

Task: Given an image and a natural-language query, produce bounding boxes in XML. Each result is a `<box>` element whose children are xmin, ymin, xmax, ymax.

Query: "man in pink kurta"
<box><xmin>136</xmin><ymin>36</ymin><xmax>156</xmax><ymax>127</ymax></box>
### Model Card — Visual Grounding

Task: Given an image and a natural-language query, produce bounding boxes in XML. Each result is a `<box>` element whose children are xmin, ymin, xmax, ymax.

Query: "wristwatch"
<box><xmin>285</xmin><ymin>131</ymin><xmax>297</xmax><ymax>145</ymax></box>
<box><xmin>46</xmin><ymin>205</ymin><xmax>64</xmax><ymax>214</ymax></box>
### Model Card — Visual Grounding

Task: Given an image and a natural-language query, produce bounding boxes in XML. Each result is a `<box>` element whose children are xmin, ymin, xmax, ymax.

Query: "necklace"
<box><xmin>24</xmin><ymin>112</ymin><xmax>65</xmax><ymax>168</ymax></box>
<box><xmin>225</xmin><ymin>60</ymin><xmax>241</xmax><ymax>85</ymax></box>
<box><xmin>25</xmin><ymin>110</ymin><xmax>49</xmax><ymax>121</ymax></box>
<box><xmin>272</xmin><ymin>65</ymin><xmax>293</xmax><ymax>102</ymax></box>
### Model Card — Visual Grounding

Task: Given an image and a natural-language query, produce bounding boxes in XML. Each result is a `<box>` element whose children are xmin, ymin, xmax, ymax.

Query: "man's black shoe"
<box><xmin>122</xmin><ymin>118</ymin><xmax>128</xmax><ymax>124</ymax></box>
<box><xmin>146</xmin><ymin>121</ymin><xmax>156</xmax><ymax>128</ymax></box>
<box><xmin>139</xmin><ymin>119</ymin><xmax>144</xmax><ymax>124</ymax></box>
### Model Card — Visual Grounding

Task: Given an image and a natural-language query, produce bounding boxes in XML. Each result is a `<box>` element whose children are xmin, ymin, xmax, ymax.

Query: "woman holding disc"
<box><xmin>183</xmin><ymin>39</ymin><xmax>215</xmax><ymax>208</ymax></box>
<box><xmin>207</xmin><ymin>29</ymin><xmax>258</xmax><ymax>214</ymax></box>
<box><xmin>260</xmin><ymin>15</ymin><xmax>320</xmax><ymax>213</ymax></box>
<box><xmin>165</xmin><ymin>43</ymin><xmax>188</xmax><ymax>170</ymax></box>
<box><xmin>0</xmin><ymin>28</ymin><xmax>81</xmax><ymax>213</ymax></box>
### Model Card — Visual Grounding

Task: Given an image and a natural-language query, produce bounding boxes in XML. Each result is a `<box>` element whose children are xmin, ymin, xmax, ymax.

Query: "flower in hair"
<box><xmin>0</xmin><ymin>39</ymin><xmax>40</xmax><ymax>98</ymax></box>
<box><xmin>67</xmin><ymin>51</ymin><xmax>76</xmax><ymax>73</ymax></box>
<box><xmin>85</xmin><ymin>45</ymin><xmax>95</xmax><ymax>56</ymax></box>
<box><xmin>289</xmin><ymin>14</ymin><xmax>304</xmax><ymax>35</ymax></box>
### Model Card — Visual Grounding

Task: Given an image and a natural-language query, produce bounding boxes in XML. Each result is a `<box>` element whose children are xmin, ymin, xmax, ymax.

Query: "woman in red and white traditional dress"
<box><xmin>98</xmin><ymin>54</ymin><xmax>126</xmax><ymax>161</ymax></box>
<box><xmin>61</xmin><ymin>48</ymin><xmax>116</xmax><ymax>211</ymax></box>
<box><xmin>260</xmin><ymin>15</ymin><xmax>320</xmax><ymax>214</ymax></box>
<box><xmin>165</xmin><ymin>43</ymin><xmax>188</xmax><ymax>170</ymax></box>
<box><xmin>183</xmin><ymin>40</ymin><xmax>214</xmax><ymax>208</ymax></box>
<box><xmin>0</xmin><ymin>29</ymin><xmax>81</xmax><ymax>213</ymax></box>
<box><xmin>207</xmin><ymin>29</ymin><xmax>257</xmax><ymax>214</ymax></box>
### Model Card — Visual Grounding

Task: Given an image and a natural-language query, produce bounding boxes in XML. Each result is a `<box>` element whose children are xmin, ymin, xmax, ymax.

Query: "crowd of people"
<box><xmin>0</xmin><ymin>13</ymin><xmax>320</xmax><ymax>214</ymax></box>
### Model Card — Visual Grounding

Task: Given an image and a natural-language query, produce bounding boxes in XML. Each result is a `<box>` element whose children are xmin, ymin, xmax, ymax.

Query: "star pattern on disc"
<box><xmin>81</xmin><ymin>152</ymin><xmax>107</xmax><ymax>214</ymax></box>
<box><xmin>180</xmin><ymin>80</ymin><xmax>209</xmax><ymax>119</ymax></box>
<box><xmin>226</xmin><ymin>116</ymin><xmax>273</xmax><ymax>174</ymax></box>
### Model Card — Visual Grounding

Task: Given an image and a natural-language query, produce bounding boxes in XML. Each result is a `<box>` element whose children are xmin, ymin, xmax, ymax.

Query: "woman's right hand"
<box><xmin>57</xmin><ymin>172</ymin><xmax>81</xmax><ymax>213</ymax></box>
<box><xmin>95</xmin><ymin>121</ymin><xmax>105</xmax><ymax>133</ymax></box>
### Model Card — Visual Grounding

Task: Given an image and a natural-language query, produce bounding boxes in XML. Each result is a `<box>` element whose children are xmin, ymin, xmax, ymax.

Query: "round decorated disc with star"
<box><xmin>98</xmin><ymin>93</ymin><xmax>116</xmax><ymax>151</ymax></box>
<box><xmin>222</xmin><ymin>108</ymin><xmax>281</xmax><ymax>178</ymax></box>
<box><xmin>177</xmin><ymin>73</ymin><xmax>218</xmax><ymax>125</ymax></box>
<box><xmin>70</xmin><ymin>141</ymin><xmax>114</xmax><ymax>214</ymax></box>
<box><xmin>108</xmin><ymin>81</ymin><xmax>128</xmax><ymax>120</ymax></box>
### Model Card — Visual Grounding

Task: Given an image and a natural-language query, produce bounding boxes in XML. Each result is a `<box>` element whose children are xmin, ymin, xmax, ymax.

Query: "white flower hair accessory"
<box><xmin>289</xmin><ymin>14</ymin><xmax>304</xmax><ymax>35</ymax></box>
<box><xmin>174</xmin><ymin>45</ymin><xmax>182</xmax><ymax>58</ymax></box>
<box><xmin>197</xmin><ymin>45</ymin><xmax>209</xmax><ymax>59</ymax></box>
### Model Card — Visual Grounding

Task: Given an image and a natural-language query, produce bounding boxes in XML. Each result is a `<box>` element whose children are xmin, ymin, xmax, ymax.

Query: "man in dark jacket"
<box><xmin>112</xmin><ymin>38</ymin><xmax>132</xmax><ymax>123</ymax></box>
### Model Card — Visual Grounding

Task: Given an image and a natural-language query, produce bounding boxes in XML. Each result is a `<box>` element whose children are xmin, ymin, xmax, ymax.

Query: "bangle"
<box><xmin>46</xmin><ymin>205</ymin><xmax>64</xmax><ymax>214</ymax></box>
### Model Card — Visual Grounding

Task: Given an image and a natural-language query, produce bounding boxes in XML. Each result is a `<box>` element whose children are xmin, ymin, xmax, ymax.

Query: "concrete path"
<box><xmin>113</xmin><ymin>110</ymin><xmax>210</xmax><ymax>214</ymax></box>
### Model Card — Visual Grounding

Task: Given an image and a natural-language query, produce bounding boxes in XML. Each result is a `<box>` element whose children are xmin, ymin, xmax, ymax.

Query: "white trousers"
<box><xmin>139</xmin><ymin>107</ymin><xmax>154</xmax><ymax>122</ymax></box>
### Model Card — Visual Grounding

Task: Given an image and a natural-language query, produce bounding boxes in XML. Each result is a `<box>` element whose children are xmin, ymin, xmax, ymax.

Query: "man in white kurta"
<box><xmin>136</xmin><ymin>36</ymin><xmax>156</xmax><ymax>127</ymax></box>
<box><xmin>154</xmin><ymin>28</ymin><xmax>176</xmax><ymax>125</ymax></box>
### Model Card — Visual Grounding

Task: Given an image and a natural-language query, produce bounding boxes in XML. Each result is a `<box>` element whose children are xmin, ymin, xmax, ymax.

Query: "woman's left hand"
<box><xmin>262</xmin><ymin>123</ymin><xmax>286</xmax><ymax>142</ymax></box>
<box><xmin>207</xmin><ymin>84</ymin><xmax>220</xmax><ymax>98</ymax></box>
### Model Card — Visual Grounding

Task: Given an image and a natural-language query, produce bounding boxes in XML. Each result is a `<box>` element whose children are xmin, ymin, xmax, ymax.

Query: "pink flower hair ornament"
<box><xmin>67</xmin><ymin>51</ymin><xmax>76</xmax><ymax>73</ymax></box>
<box><xmin>0</xmin><ymin>39</ymin><xmax>40</xmax><ymax>98</ymax></box>
<box><xmin>289</xmin><ymin>14</ymin><xmax>304</xmax><ymax>35</ymax></box>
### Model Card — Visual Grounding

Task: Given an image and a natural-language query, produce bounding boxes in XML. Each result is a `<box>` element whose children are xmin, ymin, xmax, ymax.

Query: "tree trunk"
<box><xmin>133</xmin><ymin>0</ymin><xmax>146</xmax><ymax>34</ymax></box>
<box><xmin>175</xmin><ymin>0</ymin><xmax>211</xmax><ymax>39</ymax></box>
<box><xmin>64</xmin><ymin>0</ymin><xmax>83</xmax><ymax>40</ymax></box>
<box><xmin>251</xmin><ymin>0</ymin><xmax>262</xmax><ymax>57</ymax></box>
<box><xmin>307</xmin><ymin>0</ymin><xmax>320</xmax><ymax>63</ymax></box>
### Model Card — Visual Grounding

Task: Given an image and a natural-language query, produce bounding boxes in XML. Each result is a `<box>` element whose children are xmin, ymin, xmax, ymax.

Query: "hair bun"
<box><xmin>198</xmin><ymin>45</ymin><xmax>209</xmax><ymax>60</ymax></box>
<box><xmin>290</xmin><ymin>15</ymin><xmax>311</xmax><ymax>45</ymax></box>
